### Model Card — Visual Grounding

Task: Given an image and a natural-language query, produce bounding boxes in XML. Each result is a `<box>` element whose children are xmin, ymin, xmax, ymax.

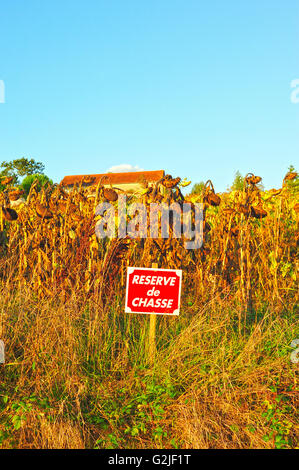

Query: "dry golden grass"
<box><xmin>0</xmin><ymin>286</ymin><xmax>297</xmax><ymax>449</ymax></box>
<box><xmin>0</xmin><ymin>172</ymin><xmax>298</xmax><ymax>448</ymax></box>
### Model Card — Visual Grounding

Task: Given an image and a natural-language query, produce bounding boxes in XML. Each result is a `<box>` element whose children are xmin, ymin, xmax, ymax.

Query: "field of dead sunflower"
<box><xmin>0</xmin><ymin>171</ymin><xmax>297</xmax><ymax>449</ymax></box>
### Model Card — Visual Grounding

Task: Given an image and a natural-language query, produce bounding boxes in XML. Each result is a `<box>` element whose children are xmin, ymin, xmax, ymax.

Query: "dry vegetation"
<box><xmin>0</xmin><ymin>171</ymin><xmax>298</xmax><ymax>449</ymax></box>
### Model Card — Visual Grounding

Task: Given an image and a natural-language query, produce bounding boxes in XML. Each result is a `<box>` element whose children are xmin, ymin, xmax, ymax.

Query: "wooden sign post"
<box><xmin>0</xmin><ymin>340</ymin><xmax>5</xmax><ymax>364</ymax></box>
<box><xmin>125</xmin><ymin>264</ymin><xmax>182</xmax><ymax>365</ymax></box>
<box><xmin>149</xmin><ymin>263</ymin><xmax>158</xmax><ymax>365</ymax></box>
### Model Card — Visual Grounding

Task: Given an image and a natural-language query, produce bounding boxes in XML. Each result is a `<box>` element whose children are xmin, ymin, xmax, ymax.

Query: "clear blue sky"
<box><xmin>0</xmin><ymin>0</ymin><xmax>298</xmax><ymax>191</ymax></box>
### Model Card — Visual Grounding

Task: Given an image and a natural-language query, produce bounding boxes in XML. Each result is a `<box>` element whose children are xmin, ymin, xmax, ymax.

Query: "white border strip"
<box><xmin>125</xmin><ymin>266</ymin><xmax>182</xmax><ymax>316</ymax></box>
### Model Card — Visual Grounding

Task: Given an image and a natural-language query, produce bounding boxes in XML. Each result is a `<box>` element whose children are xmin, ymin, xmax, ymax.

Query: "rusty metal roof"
<box><xmin>60</xmin><ymin>170</ymin><xmax>165</xmax><ymax>187</ymax></box>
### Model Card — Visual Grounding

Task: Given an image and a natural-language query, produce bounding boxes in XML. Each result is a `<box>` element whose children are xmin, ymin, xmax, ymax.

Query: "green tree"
<box><xmin>284</xmin><ymin>165</ymin><xmax>298</xmax><ymax>195</ymax></box>
<box><xmin>0</xmin><ymin>158</ymin><xmax>45</xmax><ymax>183</ymax></box>
<box><xmin>190</xmin><ymin>181</ymin><xmax>205</xmax><ymax>195</ymax></box>
<box><xmin>230</xmin><ymin>171</ymin><xmax>245</xmax><ymax>191</ymax></box>
<box><xmin>21</xmin><ymin>174</ymin><xmax>53</xmax><ymax>196</ymax></box>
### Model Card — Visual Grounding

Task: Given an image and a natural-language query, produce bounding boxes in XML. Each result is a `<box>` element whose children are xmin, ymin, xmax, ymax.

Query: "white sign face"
<box><xmin>0</xmin><ymin>340</ymin><xmax>5</xmax><ymax>364</ymax></box>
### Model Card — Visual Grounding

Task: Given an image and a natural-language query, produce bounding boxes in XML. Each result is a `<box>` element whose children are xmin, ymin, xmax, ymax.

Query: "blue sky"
<box><xmin>0</xmin><ymin>0</ymin><xmax>298</xmax><ymax>191</ymax></box>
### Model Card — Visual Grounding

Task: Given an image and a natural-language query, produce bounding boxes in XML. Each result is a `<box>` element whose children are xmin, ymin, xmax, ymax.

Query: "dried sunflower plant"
<box><xmin>0</xmin><ymin>170</ymin><xmax>297</xmax><ymax>449</ymax></box>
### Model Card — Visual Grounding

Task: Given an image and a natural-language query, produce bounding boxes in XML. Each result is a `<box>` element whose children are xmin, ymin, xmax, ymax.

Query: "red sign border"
<box><xmin>125</xmin><ymin>266</ymin><xmax>182</xmax><ymax>316</ymax></box>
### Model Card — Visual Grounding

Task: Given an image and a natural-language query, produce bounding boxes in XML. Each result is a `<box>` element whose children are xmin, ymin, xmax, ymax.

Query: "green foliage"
<box><xmin>0</xmin><ymin>393</ymin><xmax>50</xmax><ymax>446</ymax></box>
<box><xmin>230</xmin><ymin>171</ymin><xmax>245</xmax><ymax>191</ymax></box>
<box><xmin>0</xmin><ymin>158</ymin><xmax>45</xmax><ymax>184</ymax></box>
<box><xmin>91</xmin><ymin>378</ymin><xmax>177</xmax><ymax>449</ymax></box>
<box><xmin>261</xmin><ymin>381</ymin><xmax>294</xmax><ymax>449</ymax></box>
<box><xmin>284</xmin><ymin>165</ymin><xmax>298</xmax><ymax>195</ymax></box>
<box><xmin>20</xmin><ymin>174</ymin><xmax>53</xmax><ymax>196</ymax></box>
<box><xmin>190</xmin><ymin>181</ymin><xmax>205</xmax><ymax>195</ymax></box>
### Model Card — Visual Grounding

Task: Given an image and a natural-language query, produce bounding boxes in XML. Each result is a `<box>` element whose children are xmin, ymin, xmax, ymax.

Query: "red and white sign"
<box><xmin>125</xmin><ymin>267</ymin><xmax>182</xmax><ymax>316</ymax></box>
